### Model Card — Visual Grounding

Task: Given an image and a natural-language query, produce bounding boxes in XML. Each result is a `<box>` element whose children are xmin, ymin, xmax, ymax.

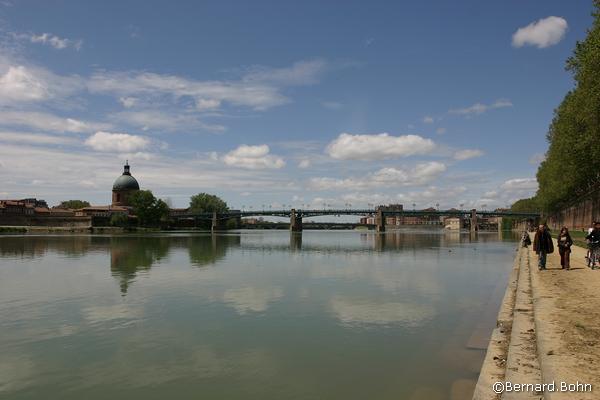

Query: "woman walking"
<box><xmin>557</xmin><ymin>227</ymin><xmax>573</xmax><ymax>270</ymax></box>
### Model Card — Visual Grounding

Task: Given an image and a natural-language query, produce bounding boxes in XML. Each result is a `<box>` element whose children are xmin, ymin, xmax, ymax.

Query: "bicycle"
<box><xmin>588</xmin><ymin>243</ymin><xmax>600</xmax><ymax>269</ymax></box>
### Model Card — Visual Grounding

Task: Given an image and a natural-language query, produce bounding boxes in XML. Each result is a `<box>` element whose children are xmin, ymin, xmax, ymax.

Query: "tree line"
<box><xmin>514</xmin><ymin>1</ymin><xmax>600</xmax><ymax>213</ymax></box>
<box><xmin>60</xmin><ymin>192</ymin><xmax>229</xmax><ymax>228</ymax></box>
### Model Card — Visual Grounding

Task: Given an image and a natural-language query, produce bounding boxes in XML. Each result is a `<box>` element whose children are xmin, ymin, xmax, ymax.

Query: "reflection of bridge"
<box><xmin>174</xmin><ymin>208</ymin><xmax>541</xmax><ymax>233</ymax></box>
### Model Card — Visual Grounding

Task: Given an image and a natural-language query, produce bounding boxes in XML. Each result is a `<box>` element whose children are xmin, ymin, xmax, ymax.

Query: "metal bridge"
<box><xmin>173</xmin><ymin>208</ymin><xmax>541</xmax><ymax>232</ymax></box>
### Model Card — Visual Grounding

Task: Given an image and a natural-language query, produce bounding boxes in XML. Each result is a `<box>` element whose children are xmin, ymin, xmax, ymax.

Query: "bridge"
<box><xmin>174</xmin><ymin>208</ymin><xmax>541</xmax><ymax>233</ymax></box>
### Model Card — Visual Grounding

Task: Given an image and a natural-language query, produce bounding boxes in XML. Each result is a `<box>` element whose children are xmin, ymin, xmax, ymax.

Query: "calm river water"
<box><xmin>0</xmin><ymin>230</ymin><xmax>518</xmax><ymax>400</ymax></box>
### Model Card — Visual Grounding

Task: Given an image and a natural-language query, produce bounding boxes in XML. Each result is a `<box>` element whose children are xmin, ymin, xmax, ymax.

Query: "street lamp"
<box><xmin>412</xmin><ymin>203</ymin><xmax>416</xmax><ymax>211</ymax></box>
<box><xmin>436</xmin><ymin>203</ymin><xmax>440</xmax><ymax>210</ymax></box>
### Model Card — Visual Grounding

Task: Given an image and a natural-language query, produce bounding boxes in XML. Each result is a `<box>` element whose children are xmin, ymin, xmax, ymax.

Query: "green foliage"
<box><xmin>110</xmin><ymin>213</ymin><xmax>129</xmax><ymax>227</ymax></box>
<box><xmin>510</xmin><ymin>197</ymin><xmax>540</xmax><ymax>213</ymax></box>
<box><xmin>536</xmin><ymin>2</ymin><xmax>600</xmax><ymax>211</ymax></box>
<box><xmin>129</xmin><ymin>190</ymin><xmax>170</xmax><ymax>227</ymax></box>
<box><xmin>59</xmin><ymin>200</ymin><xmax>90</xmax><ymax>209</ymax></box>
<box><xmin>189</xmin><ymin>193</ymin><xmax>228</xmax><ymax>213</ymax></box>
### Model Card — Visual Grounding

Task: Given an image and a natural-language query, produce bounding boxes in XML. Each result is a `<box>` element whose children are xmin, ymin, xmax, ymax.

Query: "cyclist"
<box><xmin>585</xmin><ymin>224</ymin><xmax>594</xmax><ymax>264</ymax></box>
<box><xmin>585</xmin><ymin>222</ymin><xmax>600</xmax><ymax>269</ymax></box>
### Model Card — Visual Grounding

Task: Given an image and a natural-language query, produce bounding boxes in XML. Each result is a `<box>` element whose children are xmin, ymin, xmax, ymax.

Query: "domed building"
<box><xmin>112</xmin><ymin>161</ymin><xmax>140</xmax><ymax>206</ymax></box>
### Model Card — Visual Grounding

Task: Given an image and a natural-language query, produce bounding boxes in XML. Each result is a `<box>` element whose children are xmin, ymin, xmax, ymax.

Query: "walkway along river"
<box><xmin>474</xmin><ymin>236</ymin><xmax>600</xmax><ymax>399</ymax></box>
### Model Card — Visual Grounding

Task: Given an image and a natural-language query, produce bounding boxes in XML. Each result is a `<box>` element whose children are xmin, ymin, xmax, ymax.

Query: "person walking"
<box><xmin>533</xmin><ymin>224</ymin><xmax>554</xmax><ymax>270</ymax></box>
<box><xmin>557</xmin><ymin>227</ymin><xmax>573</xmax><ymax>270</ymax></box>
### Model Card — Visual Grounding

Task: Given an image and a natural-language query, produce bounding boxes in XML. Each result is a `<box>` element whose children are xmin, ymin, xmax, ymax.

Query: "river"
<box><xmin>0</xmin><ymin>230</ymin><xmax>518</xmax><ymax>399</ymax></box>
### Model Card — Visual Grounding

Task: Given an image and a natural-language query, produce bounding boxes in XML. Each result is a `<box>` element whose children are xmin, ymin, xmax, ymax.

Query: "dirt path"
<box><xmin>528</xmin><ymin>240</ymin><xmax>600</xmax><ymax>399</ymax></box>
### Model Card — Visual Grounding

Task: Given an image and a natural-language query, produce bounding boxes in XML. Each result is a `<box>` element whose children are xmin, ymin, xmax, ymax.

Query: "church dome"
<box><xmin>112</xmin><ymin>162</ymin><xmax>140</xmax><ymax>191</ymax></box>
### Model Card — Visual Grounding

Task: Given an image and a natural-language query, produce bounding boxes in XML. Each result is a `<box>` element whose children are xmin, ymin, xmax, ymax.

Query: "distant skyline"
<box><xmin>0</xmin><ymin>1</ymin><xmax>593</xmax><ymax>210</ymax></box>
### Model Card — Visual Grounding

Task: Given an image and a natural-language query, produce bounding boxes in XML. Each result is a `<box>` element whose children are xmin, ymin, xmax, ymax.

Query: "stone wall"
<box><xmin>0</xmin><ymin>215</ymin><xmax>92</xmax><ymax>228</ymax></box>
<box><xmin>546</xmin><ymin>189</ymin><xmax>600</xmax><ymax>231</ymax></box>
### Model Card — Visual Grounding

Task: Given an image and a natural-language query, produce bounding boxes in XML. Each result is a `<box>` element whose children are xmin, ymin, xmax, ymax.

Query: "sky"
<box><xmin>0</xmin><ymin>0</ymin><xmax>593</xmax><ymax>211</ymax></box>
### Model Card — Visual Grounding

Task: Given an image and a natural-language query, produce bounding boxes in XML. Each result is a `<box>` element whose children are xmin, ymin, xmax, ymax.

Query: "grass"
<box><xmin>568</xmin><ymin>230</ymin><xmax>590</xmax><ymax>248</ymax></box>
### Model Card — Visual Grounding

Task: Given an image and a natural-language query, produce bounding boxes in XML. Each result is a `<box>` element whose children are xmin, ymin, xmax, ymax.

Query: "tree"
<box><xmin>59</xmin><ymin>200</ymin><xmax>90</xmax><ymax>209</ymax></box>
<box><xmin>510</xmin><ymin>197</ymin><xmax>540</xmax><ymax>213</ymax></box>
<box><xmin>189</xmin><ymin>193</ymin><xmax>228</xmax><ymax>213</ymax></box>
<box><xmin>129</xmin><ymin>190</ymin><xmax>170</xmax><ymax>227</ymax></box>
<box><xmin>535</xmin><ymin>1</ymin><xmax>600</xmax><ymax>211</ymax></box>
<box><xmin>110</xmin><ymin>213</ymin><xmax>129</xmax><ymax>227</ymax></box>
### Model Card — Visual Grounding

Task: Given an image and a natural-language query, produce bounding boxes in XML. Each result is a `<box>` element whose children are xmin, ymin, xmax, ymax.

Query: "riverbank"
<box><xmin>474</xmin><ymin>238</ymin><xmax>600</xmax><ymax>399</ymax></box>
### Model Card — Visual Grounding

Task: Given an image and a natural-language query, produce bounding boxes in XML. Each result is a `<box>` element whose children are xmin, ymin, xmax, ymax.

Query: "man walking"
<box><xmin>533</xmin><ymin>224</ymin><xmax>553</xmax><ymax>270</ymax></box>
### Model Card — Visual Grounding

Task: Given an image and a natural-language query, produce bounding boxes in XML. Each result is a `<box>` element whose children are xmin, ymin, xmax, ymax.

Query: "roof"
<box><xmin>113</xmin><ymin>162</ymin><xmax>140</xmax><ymax>191</ymax></box>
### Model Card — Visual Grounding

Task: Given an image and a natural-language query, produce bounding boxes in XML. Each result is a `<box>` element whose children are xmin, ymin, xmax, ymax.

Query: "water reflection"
<box><xmin>0</xmin><ymin>230</ymin><xmax>519</xmax><ymax>400</ymax></box>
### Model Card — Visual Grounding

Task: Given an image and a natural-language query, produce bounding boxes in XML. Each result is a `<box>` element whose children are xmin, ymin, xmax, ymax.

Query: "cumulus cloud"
<box><xmin>85</xmin><ymin>131</ymin><xmax>151</xmax><ymax>153</ymax></box>
<box><xmin>423</xmin><ymin>116</ymin><xmax>434</xmax><ymax>124</ymax></box>
<box><xmin>500</xmin><ymin>178</ymin><xmax>538</xmax><ymax>191</ymax></box>
<box><xmin>449</xmin><ymin>99</ymin><xmax>513</xmax><ymax>116</ymax></box>
<box><xmin>326</xmin><ymin>133</ymin><xmax>436</xmax><ymax>160</ymax></box>
<box><xmin>0</xmin><ymin>63</ymin><xmax>83</xmax><ymax>104</ymax></box>
<box><xmin>453</xmin><ymin>149</ymin><xmax>484</xmax><ymax>161</ymax></box>
<box><xmin>330</xmin><ymin>296</ymin><xmax>435</xmax><ymax>327</ymax></box>
<box><xmin>512</xmin><ymin>16</ymin><xmax>568</xmax><ymax>49</ymax></box>
<box><xmin>309</xmin><ymin>161</ymin><xmax>446</xmax><ymax>191</ymax></box>
<box><xmin>223</xmin><ymin>144</ymin><xmax>285</xmax><ymax>169</ymax></box>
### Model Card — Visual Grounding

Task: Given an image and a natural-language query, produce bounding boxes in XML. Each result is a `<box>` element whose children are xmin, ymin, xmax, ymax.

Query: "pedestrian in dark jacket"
<box><xmin>585</xmin><ymin>221</ymin><xmax>600</xmax><ymax>269</ymax></box>
<box><xmin>557</xmin><ymin>227</ymin><xmax>573</xmax><ymax>270</ymax></box>
<box><xmin>533</xmin><ymin>224</ymin><xmax>553</xmax><ymax>270</ymax></box>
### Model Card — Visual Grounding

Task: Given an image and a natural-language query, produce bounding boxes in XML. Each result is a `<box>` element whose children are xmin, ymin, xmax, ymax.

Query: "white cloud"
<box><xmin>449</xmin><ymin>99</ymin><xmax>513</xmax><ymax>116</ymax></box>
<box><xmin>330</xmin><ymin>296</ymin><xmax>435</xmax><ymax>327</ymax></box>
<box><xmin>500</xmin><ymin>178</ymin><xmax>538</xmax><ymax>191</ymax></box>
<box><xmin>13</xmin><ymin>32</ymin><xmax>82</xmax><ymax>50</ymax></box>
<box><xmin>196</xmin><ymin>98</ymin><xmax>221</xmax><ymax>111</ymax></box>
<box><xmin>453</xmin><ymin>149</ymin><xmax>484</xmax><ymax>161</ymax></box>
<box><xmin>222</xmin><ymin>287</ymin><xmax>283</xmax><ymax>314</ymax></box>
<box><xmin>435</xmin><ymin>127</ymin><xmax>446</xmax><ymax>135</ymax></box>
<box><xmin>423</xmin><ymin>116</ymin><xmax>434</xmax><ymax>124</ymax></box>
<box><xmin>223</xmin><ymin>144</ymin><xmax>285</xmax><ymax>170</ymax></box>
<box><xmin>309</xmin><ymin>161</ymin><xmax>446</xmax><ymax>191</ymax></box>
<box><xmin>0</xmin><ymin>111</ymin><xmax>108</xmax><ymax>133</ymax></box>
<box><xmin>0</xmin><ymin>65</ymin><xmax>48</xmax><ymax>101</ymax></box>
<box><xmin>529</xmin><ymin>153</ymin><xmax>546</xmax><ymax>165</ymax></box>
<box><xmin>512</xmin><ymin>16</ymin><xmax>568</xmax><ymax>49</ymax></box>
<box><xmin>298</xmin><ymin>159</ymin><xmax>311</xmax><ymax>169</ymax></box>
<box><xmin>326</xmin><ymin>133</ymin><xmax>436</xmax><ymax>160</ymax></box>
<box><xmin>0</xmin><ymin>63</ymin><xmax>83</xmax><ymax>105</ymax></box>
<box><xmin>118</xmin><ymin>97</ymin><xmax>137</xmax><ymax>108</ymax></box>
<box><xmin>0</xmin><ymin>131</ymin><xmax>77</xmax><ymax>146</ymax></box>
<box><xmin>242</xmin><ymin>59</ymin><xmax>327</xmax><ymax>86</ymax></box>
<box><xmin>85</xmin><ymin>131</ymin><xmax>150</xmax><ymax>153</ymax></box>
<box><xmin>321</xmin><ymin>101</ymin><xmax>343</xmax><ymax>110</ymax></box>
<box><xmin>110</xmin><ymin>110</ymin><xmax>225</xmax><ymax>133</ymax></box>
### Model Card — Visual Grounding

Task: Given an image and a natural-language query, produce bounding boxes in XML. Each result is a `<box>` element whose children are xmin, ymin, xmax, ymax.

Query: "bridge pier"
<box><xmin>211</xmin><ymin>211</ymin><xmax>225</xmax><ymax>233</ymax></box>
<box><xmin>290</xmin><ymin>209</ymin><xmax>303</xmax><ymax>232</ymax></box>
<box><xmin>470</xmin><ymin>209</ymin><xmax>478</xmax><ymax>234</ymax></box>
<box><xmin>497</xmin><ymin>216</ymin><xmax>503</xmax><ymax>234</ymax></box>
<box><xmin>376</xmin><ymin>209</ymin><xmax>386</xmax><ymax>232</ymax></box>
<box><xmin>290</xmin><ymin>232</ymin><xmax>302</xmax><ymax>250</ymax></box>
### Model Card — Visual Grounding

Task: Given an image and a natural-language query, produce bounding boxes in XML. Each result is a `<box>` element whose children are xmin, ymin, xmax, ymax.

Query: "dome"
<box><xmin>112</xmin><ymin>162</ymin><xmax>140</xmax><ymax>191</ymax></box>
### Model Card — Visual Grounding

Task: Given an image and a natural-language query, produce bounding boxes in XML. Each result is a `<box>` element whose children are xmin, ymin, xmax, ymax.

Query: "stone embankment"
<box><xmin>474</xmin><ymin>239</ymin><xmax>600</xmax><ymax>399</ymax></box>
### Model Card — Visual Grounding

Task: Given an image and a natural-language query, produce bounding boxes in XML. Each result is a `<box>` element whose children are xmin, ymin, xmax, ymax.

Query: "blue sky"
<box><xmin>0</xmin><ymin>0</ymin><xmax>593</xmax><ymax>210</ymax></box>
